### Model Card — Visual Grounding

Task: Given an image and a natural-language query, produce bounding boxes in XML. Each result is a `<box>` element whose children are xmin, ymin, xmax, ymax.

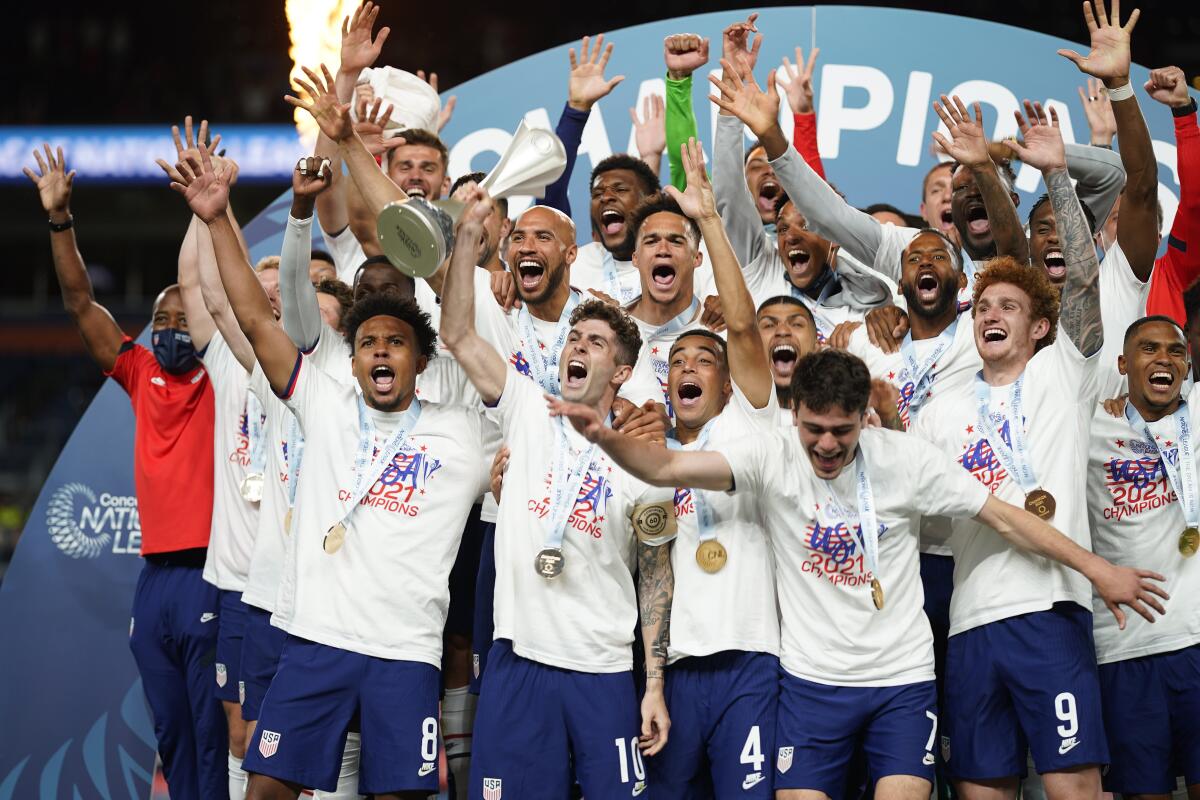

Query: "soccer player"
<box><xmin>1087</xmin><ymin>315</ymin><xmax>1200</xmax><ymax>797</ymax></box>
<box><xmin>166</xmin><ymin>135</ymin><xmax>494</xmax><ymax>800</ymax></box>
<box><xmin>909</xmin><ymin>84</ymin><xmax>1127</xmax><ymax>797</ymax></box>
<box><xmin>26</xmin><ymin>143</ymin><xmax>225</xmax><ymax>800</ymax></box>
<box><xmin>549</xmin><ymin>345</ymin><xmax>1164</xmax><ymax>800</ymax></box>
<box><xmin>642</xmin><ymin>138</ymin><xmax>782</xmax><ymax>797</ymax></box>
<box><xmin>757</xmin><ymin>296</ymin><xmax>819</xmax><ymax>421</ymax></box>
<box><xmin>441</xmin><ymin>188</ymin><xmax>675</xmax><ymax>799</ymax></box>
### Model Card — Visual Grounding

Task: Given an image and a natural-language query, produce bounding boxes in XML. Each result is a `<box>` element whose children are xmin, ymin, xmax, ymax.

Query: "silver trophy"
<box><xmin>377</xmin><ymin>120</ymin><xmax>568</xmax><ymax>278</ymax></box>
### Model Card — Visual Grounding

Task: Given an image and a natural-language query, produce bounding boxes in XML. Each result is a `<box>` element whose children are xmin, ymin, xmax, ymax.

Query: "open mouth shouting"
<box><xmin>757</xmin><ymin>178</ymin><xmax>780</xmax><ymax>214</ymax></box>
<box><xmin>516</xmin><ymin>258</ymin><xmax>546</xmax><ymax>292</ymax></box>
<box><xmin>405</xmin><ymin>185</ymin><xmax>428</xmax><ymax>199</ymax></box>
<box><xmin>1042</xmin><ymin>249</ymin><xmax>1066</xmax><ymax>282</ymax></box>
<box><xmin>771</xmin><ymin>342</ymin><xmax>798</xmax><ymax>378</ymax></box>
<box><xmin>370</xmin><ymin>363</ymin><xmax>396</xmax><ymax>394</ymax></box>
<box><xmin>600</xmin><ymin>208</ymin><xmax>626</xmax><ymax>239</ymax></box>
<box><xmin>811</xmin><ymin>447</ymin><xmax>845</xmax><ymax>476</ymax></box>
<box><xmin>786</xmin><ymin>247</ymin><xmax>811</xmax><ymax>272</ymax></box>
<box><xmin>564</xmin><ymin>358</ymin><xmax>588</xmax><ymax>391</ymax></box>
<box><xmin>981</xmin><ymin>327</ymin><xmax>1008</xmax><ymax>346</ymax></box>
<box><xmin>651</xmin><ymin>261</ymin><xmax>677</xmax><ymax>292</ymax></box>
<box><xmin>1147</xmin><ymin>368</ymin><xmax>1177</xmax><ymax>398</ymax></box>
<box><xmin>675</xmin><ymin>379</ymin><xmax>704</xmax><ymax>410</ymax></box>
<box><xmin>965</xmin><ymin>203</ymin><xmax>989</xmax><ymax>237</ymax></box>
<box><xmin>915</xmin><ymin>269</ymin><xmax>941</xmax><ymax>305</ymax></box>
<box><xmin>940</xmin><ymin>208</ymin><xmax>954</xmax><ymax>231</ymax></box>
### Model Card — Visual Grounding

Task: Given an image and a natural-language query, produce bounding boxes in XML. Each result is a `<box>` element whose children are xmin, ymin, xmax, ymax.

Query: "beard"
<box><xmin>902</xmin><ymin>276</ymin><xmax>959</xmax><ymax>321</ymax></box>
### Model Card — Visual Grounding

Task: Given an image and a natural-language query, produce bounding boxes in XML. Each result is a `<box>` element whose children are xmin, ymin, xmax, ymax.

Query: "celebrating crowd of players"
<box><xmin>23</xmin><ymin>1</ymin><xmax>1200</xmax><ymax>798</ymax></box>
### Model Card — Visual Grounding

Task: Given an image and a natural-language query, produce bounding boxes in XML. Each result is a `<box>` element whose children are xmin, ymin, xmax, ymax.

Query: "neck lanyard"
<box><xmin>1125</xmin><ymin>401</ymin><xmax>1199</xmax><ymax>529</ymax></box>
<box><xmin>336</xmin><ymin>396</ymin><xmax>422</xmax><ymax>528</ymax></box>
<box><xmin>898</xmin><ymin>316</ymin><xmax>958</xmax><ymax>422</ymax></box>
<box><xmin>517</xmin><ymin>290</ymin><xmax>582</xmax><ymax>394</ymax></box>
<box><xmin>542</xmin><ymin>417</ymin><xmax>600</xmax><ymax>550</ymax></box>
<box><xmin>601</xmin><ymin>248</ymin><xmax>639</xmax><ymax>304</ymax></box>
<box><xmin>973</xmin><ymin>372</ymin><xmax>1038</xmax><ymax>494</ymax></box>
<box><xmin>822</xmin><ymin>447</ymin><xmax>883</xmax><ymax>609</ymax></box>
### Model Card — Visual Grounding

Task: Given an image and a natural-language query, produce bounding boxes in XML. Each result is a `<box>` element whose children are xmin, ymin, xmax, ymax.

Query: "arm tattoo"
<box><xmin>972</xmin><ymin>163</ymin><xmax>1030</xmax><ymax>264</ymax></box>
<box><xmin>637</xmin><ymin>540</ymin><xmax>674</xmax><ymax>672</ymax></box>
<box><xmin>1046</xmin><ymin>167</ymin><xmax>1103</xmax><ymax>356</ymax></box>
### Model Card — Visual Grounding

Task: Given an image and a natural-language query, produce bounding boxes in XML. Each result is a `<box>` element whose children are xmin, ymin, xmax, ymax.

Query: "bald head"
<box><xmin>517</xmin><ymin>205</ymin><xmax>576</xmax><ymax>241</ymax></box>
<box><xmin>506</xmin><ymin>205</ymin><xmax>578</xmax><ymax>305</ymax></box>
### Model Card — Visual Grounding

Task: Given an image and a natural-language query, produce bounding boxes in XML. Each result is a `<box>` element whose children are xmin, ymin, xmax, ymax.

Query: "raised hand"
<box><xmin>1003</xmin><ymin>101</ymin><xmax>1067</xmax><ymax>173</ymax></box>
<box><xmin>293</xmin><ymin>156</ymin><xmax>332</xmax><ymax>199</ymax></box>
<box><xmin>171</xmin><ymin>115</ymin><xmax>221</xmax><ymax>175</ymax></box>
<box><xmin>1144</xmin><ymin>66</ymin><xmax>1191</xmax><ymax>108</ymax></box>
<box><xmin>416</xmin><ymin>70</ymin><xmax>457</xmax><ymax>132</ymax></box>
<box><xmin>707</xmin><ymin>55</ymin><xmax>780</xmax><ymax>138</ymax></box>
<box><xmin>630</xmin><ymin>95</ymin><xmax>666</xmax><ymax>159</ymax></box>
<box><xmin>23</xmin><ymin>144</ymin><xmax>75</xmax><ymax>215</ymax></box>
<box><xmin>354</xmin><ymin>97</ymin><xmax>407</xmax><ymax>156</ymax></box>
<box><xmin>156</xmin><ymin>132</ymin><xmax>230</xmax><ymax>224</ymax></box>
<box><xmin>663</xmin><ymin>33</ymin><xmax>710</xmax><ymax>80</ymax></box>
<box><xmin>930</xmin><ymin>95</ymin><xmax>990</xmax><ymax>169</ymax></box>
<box><xmin>778</xmin><ymin>46</ymin><xmax>819</xmax><ymax>115</ymax></box>
<box><xmin>286</xmin><ymin>64</ymin><xmax>354</xmax><ymax>142</ymax></box>
<box><xmin>721</xmin><ymin>13</ymin><xmax>761</xmax><ymax>73</ymax></box>
<box><xmin>457</xmin><ymin>185</ymin><xmax>494</xmax><ymax>241</ymax></box>
<box><xmin>664</xmin><ymin>137</ymin><xmax>717</xmax><ymax>221</ymax></box>
<box><xmin>567</xmin><ymin>34</ymin><xmax>625</xmax><ymax>112</ymax></box>
<box><xmin>339</xmin><ymin>1</ymin><xmax>390</xmax><ymax>75</ymax></box>
<box><xmin>1077</xmin><ymin>77</ymin><xmax>1117</xmax><ymax>145</ymax></box>
<box><xmin>1057</xmin><ymin>0</ymin><xmax>1139</xmax><ymax>86</ymax></box>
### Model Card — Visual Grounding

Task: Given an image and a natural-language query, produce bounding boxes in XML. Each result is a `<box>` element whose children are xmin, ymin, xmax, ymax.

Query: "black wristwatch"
<box><xmin>1173</xmin><ymin>98</ymin><xmax>1198</xmax><ymax>118</ymax></box>
<box><xmin>49</xmin><ymin>215</ymin><xmax>73</xmax><ymax>232</ymax></box>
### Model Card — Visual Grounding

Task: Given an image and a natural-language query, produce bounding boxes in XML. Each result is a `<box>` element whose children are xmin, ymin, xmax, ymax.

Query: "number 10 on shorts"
<box><xmin>614</xmin><ymin>736</ymin><xmax>646</xmax><ymax>784</ymax></box>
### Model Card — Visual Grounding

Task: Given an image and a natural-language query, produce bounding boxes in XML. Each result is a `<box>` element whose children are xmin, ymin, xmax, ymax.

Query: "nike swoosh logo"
<box><xmin>200</xmin><ymin>613</ymin><xmax>217</xmax><ymax>623</ymax></box>
<box><xmin>632</xmin><ymin>781</ymin><xmax>647</xmax><ymax>796</ymax></box>
<box><xmin>417</xmin><ymin>763</ymin><xmax>436</xmax><ymax>777</ymax></box>
<box><xmin>743</xmin><ymin>773</ymin><xmax>765</xmax><ymax>790</ymax></box>
<box><xmin>1059</xmin><ymin>740</ymin><xmax>1079</xmax><ymax>755</ymax></box>
<box><xmin>923</xmin><ymin>753</ymin><xmax>936</xmax><ymax>765</ymax></box>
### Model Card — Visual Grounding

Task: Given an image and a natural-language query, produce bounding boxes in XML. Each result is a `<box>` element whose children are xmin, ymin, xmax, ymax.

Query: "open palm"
<box><xmin>340</xmin><ymin>1</ymin><xmax>389</xmax><ymax>74</ymax></box>
<box><xmin>1057</xmin><ymin>0</ymin><xmax>1137</xmax><ymax>82</ymax></box>
<box><xmin>708</xmin><ymin>57</ymin><xmax>778</xmax><ymax>137</ymax></box>
<box><xmin>1004</xmin><ymin>102</ymin><xmax>1065</xmax><ymax>172</ymax></box>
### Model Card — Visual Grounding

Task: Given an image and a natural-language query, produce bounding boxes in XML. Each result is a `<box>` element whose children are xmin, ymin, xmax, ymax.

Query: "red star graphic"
<box><xmin>1166</xmin><ymin>440</ymin><xmax>1174</xmax><ymax>447</ymax></box>
<box><xmin>925</xmin><ymin>391</ymin><xmax>932</xmax><ymax>398</ymax></box>
<box><xmin>596</xmin><ymin>515</ymin><xmax>606</xmax><ymax>523</ymax></box>
<box><xmin>420</xmin><ymin>445</ymin><xmax>427</xmax><ymax>452</ymax></box>
<box><xmin>931</xmin><ymin>363</ymin><xmax>938</xmax><ymax>369</ymax></box>
<box><xmin>606</xmin><ymin>466</ymin><xmax>613</xmax><ymax>473</ymax></box>
<box><xmin>887</xmin><ymin>371</ymin><xmax>895</xmax><ymax>380</ymax></box>
<box><xmin>419</xmin><ymin>489</ymin><xmax>426</xmax><ymax>496</ymax></box>
<box><xmin>538</xmin><ymin>341</ymin><xmax>546</xmax><ymax>349</ymax></box>
<box><xmin>651</xmin><ymin>346</ymin><xmax>659</xmax><ymax>355</ymax></box>
<box><xmin>1115</xmin><ymin>439</ymin><xmax>1125</xmax><ymax>448</ymax></box>
<box><xmin>966</xmin><ymin>424</ymin><xmax>974</xmax><ymax>434</ymax></box>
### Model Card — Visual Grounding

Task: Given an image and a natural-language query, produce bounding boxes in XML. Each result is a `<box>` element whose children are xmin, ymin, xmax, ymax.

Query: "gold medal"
<box><xmin>283</xmin><ymin>509</ymin><xmax>293</xmax><ymax>534</ymax></box>
<box><xmin>534</xmin><ymin>547</ymin><xmax>565</xmax><ymax>578</ymax></box>
<box><xmin>1180</xmin><ymin>527</ymin><xmax>1199</xmax><ymax>558</ymax></box>
<box><xmin>1024</xmin><ymin>488</ymin><xmax>1056</xmax><ymax>520</ymax></box>
<box><xmin>324</xmin><ymin>522</ymin><xmax>346</xmax><ymax>554</ymax></box>
<box><xmin>695</xmin><ymin>540</ymin><xmax>728</xmax><ymax>573</ymax></box>
<box><xmin>240</xmin><ymin>473</ymin><xmax>264</xmax><ymax>504</ymax></box>
<box><xmin>871</xmin><ymin>578</ymin><xmax>885</xmax><ymax>611</ymax></box>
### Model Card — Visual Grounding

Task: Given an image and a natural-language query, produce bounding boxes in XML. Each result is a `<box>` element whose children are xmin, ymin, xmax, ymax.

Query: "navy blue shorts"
<box><xmin>943</xmin><ymin>602</ymin><xmax>1107</xmax><ymax>779</ymax></box>
<box><xmin>214</xmin><ymin>588</ymin><xmax>248</xmax><ymax>703</ymax></box>
<box><xmin>775</xmin><ymin>673</ymin><xmax>938</xmax><ymax>794</ymax></box>
<box><xmin>238</xmin><ymin>603</ymin><xmax>287</xmax><ymax>721</ymax></box>
<box><xmin>1099</xmin><ymin>643</ymin><xmax>1200</xmax><ymax>794</ymax></box>
<box><xmin>920</xmin><ymin>553</ymin><xmax>954</xmax><ymax>773</ymax></box>
<box><xmin>649</xmin><ymin>650</ymin><xmax>778</xmax><ymax>798</ymax></box>
<box><xmin>242</xmin><ymin>635</ymin><xmax>441</xmax><ymax>794</ymax></box>
<box><xmin>469</xmin><ymin>519</ymin><xmax>497</xmax><ymax>695</ymax></box>
<box><xmin>470</xmin><ymin>640</ymin><xmax>643</xmax><ymax>799</ymax></box>
<box><xmin>129</xmin><ymin>558</ymin><xmax>227</xmax><ymax>800</ymax></box>
<box><xmin>447</xmin><ymin>504</ymin><xmax>485</xmax><ymax>639</ymax></box>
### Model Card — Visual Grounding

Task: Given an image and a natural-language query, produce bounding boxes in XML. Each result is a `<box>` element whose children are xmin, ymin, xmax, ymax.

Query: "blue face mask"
<box><xmin>152</xmin><ymin>328</ymin><xmax>198</xmax><ymax>374</ymax></box>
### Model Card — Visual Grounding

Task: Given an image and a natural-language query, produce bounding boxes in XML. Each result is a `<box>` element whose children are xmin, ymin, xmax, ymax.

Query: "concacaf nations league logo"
<box><xmin>45</xmin><ymin>482</ymin><xmax>141</xmax><ymax>558</ymax></box>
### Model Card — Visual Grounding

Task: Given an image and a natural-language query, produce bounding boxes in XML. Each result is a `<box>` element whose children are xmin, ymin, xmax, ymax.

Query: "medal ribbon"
<box><xmin>898</xmin><ymin>316</ymin><xmax>957</xmax><ymax>422</ymax></box>
<box><xmin>822</xmin><ymin>446</ymin><xmax>881</xmax><ymax>586</ymax></box>
<box><xmin>1125</xmin><ymin>401</ymin><xmax>1200</xmax><ymax>529</ymax></box>
<box><xmin>284</xmin><ymin>411</ymin><xmax>305</xmax><ymax>509</ymax></box>
<box><xmin>517</xmin><ymin>290</ymin><xmax>582</xmax><ymax>394</ymax></box>
<box><xmin>642</xmin><ymin>296</ymin><xmax>702</xmax><ymax>344</ymax></box>
<box><xmin>334</xmin><ymin>396</ymin><xmax>423</xmax><ymax>529</ymax></box>
<box><xmin>601</xmin><ymin>248</ymin><xmax>639</xmax><ymax>304</ymax></box>
<box><xmin>245</xmin><ymin>392</ymin><xmax>268</xmax><ymax>476</ymax></box>
<box><xmin>973</xmin><ymin>372</ymin><xmax>1040</xmax><ymax>495</ymax></box>
<box><xmin>541</xmin><ymin>417</ymin><xmax>600</xmax><ymax>552</ymax></box>
<box><xmin>666</xmin><ymin>419</ymin><xmax>719</xmax><ymax>542</ymax></box>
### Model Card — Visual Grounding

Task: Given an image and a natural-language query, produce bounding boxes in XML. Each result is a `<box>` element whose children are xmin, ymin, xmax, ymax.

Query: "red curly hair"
<box><xmin>971</xmin><ymin>256</ymin><xmax>1060</xmax><ymax>351</ymax></box>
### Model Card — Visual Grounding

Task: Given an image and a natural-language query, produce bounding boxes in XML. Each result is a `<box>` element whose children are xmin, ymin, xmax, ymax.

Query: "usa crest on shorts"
<box><xmin>215</xmin><ymin>662</ymin><xmax>228</xmax><ymax>688</ymax></box>
<box><xmin>777</xmin><ymin>745</ymin><xmax>794</xmax><ymax>773</ymax></box>
<box><xmin>259</xmin><ymin>730</ymin><xmax>281</xmax><ymax>758</ymax></box>
<box><xmin>483</xmin><ymin>777</ymin><xmax>502</xmax><ymax>799</ymax></box>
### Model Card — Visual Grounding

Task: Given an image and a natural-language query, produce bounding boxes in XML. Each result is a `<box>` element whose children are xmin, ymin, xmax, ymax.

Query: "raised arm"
<box><xmin>975</xmin><ymin>493</ymin><xmax>1167</xmax><ymax>629</ymax></box>
<box><xmin>539</xmin><ymin>34</ymin><xmax>624</xmax><ymax>217</ymax></box>
<box><xmin>548</xmin><ymin>396</ymin><xmax>734</xmax><ymax>490</ymax></box>
<box><xmin>1059</xmin><ymin>0</ymin><xmax>1154</xmax><ymax>277</ymax></box>
<box><xmin>631</xmin><ymin>94</ymin><xmax>666</xmax><ymax>178</ymax></box>
<box><xmin>779</xmin><ymin>46</ymin><xmax>826</xmax><ymax>180</ymax></box>
<box><xmin>280</xmin><ymin>156</ymin><xmax>334</xmax><ymax>350</ymax></box>
<box><xmin>667</xmin><ymin>138</ymin><xmax>773</xmax><ymax>407</ymax></box>
<box><xmin>24</xmin><ymin>145</ymin><xmax>124</xmax><ymax>372</ymax></box>
<box><xmin>438</xmin><ymin>188</ymin><xmax>508</xmax><ymax>403</ymax></box>
<box><xmin>195</xmin><ymin>220</ymin><xmax>255</xmax><ymax>371</ymax></box>
<box><xmin>932</xmin><ymin>96</ymin><xmax>1029</xmax><ymax>263</ymax></box>
<box><xmin>160</xmin><ymin>140</ymin><xmax>299</xmax><ymax>394</ymax></box>
<box><xmin>169</xmin><ymin>118</ymin><xmax>224</xmax><ymax>354</ymax></box>
<box><xmin>662</xmin><ymin>33</ymin><xmax>708</xmax><ymax>191</ymax></box>
<box><xmin>637</xmin><ymin>539</ymin><xmax>672</xmax><ymax>756</ymax></box>
<box><xmin>1006</xmin><ymin>101</ymin><xmax>1103</xmax><ymax>355</ymax></box>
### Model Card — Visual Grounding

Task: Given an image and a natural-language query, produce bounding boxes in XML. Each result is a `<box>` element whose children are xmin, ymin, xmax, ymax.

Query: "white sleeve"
<box><xmin>280</xmin><ymin>214</ymin><xmax>323</xmax><ymax>350</ymax></box>
<box><xmin>322</xmin><ymin>225</ymin><xmax>368</xmax><ymax>284</ymax></box>
<box><xmin>896</xmin><ymin>432</ymin><xmax>990</xmax><ymax>519</ymax></box>
<box><xmin>712</xmin><ymin>115</ymin><xmax>769</xmax><ymax>268</ymax></box>
<box><xmin>722</xmin><ymin>430</ymin><xmax>784</xmax><ymax>497</ymax></box>
<box><xmin>280</xmin><ymin>351</ymin><xmax>340</xmax><ymax>432</ymax></box>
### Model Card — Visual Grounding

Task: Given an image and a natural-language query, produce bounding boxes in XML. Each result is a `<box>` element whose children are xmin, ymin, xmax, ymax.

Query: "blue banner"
<box><xmin>1</xmin><ymin>7</ymin><xmax>1193</xmax><ymax>798</ymax></box>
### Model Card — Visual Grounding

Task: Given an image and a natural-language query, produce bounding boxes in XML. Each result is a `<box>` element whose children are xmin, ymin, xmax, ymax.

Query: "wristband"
<box><xmin>49</xmin><ymin>215</ymin><xmax>74</xmax><ymax>233</ymax></box>
<box><xmin>1105</xmin><ymin>82</ymin><xmax>1134</xmax><ymax>101</ymax></box>
<box><xmin>1173</xmin><ymin>98</ymin><xmax>1198</xmax><ymax>118</ymax></box>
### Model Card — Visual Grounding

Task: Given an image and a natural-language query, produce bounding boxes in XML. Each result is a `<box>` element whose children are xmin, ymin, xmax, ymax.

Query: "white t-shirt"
<box><xmin>241</xmin><ymin>364</ymin><xmax>292</xmax><ymax>612</ymax></box>
<box><xmin>668</xmin><ymin>385</ymin><xmax>780</xmax><ymax>663</ymax></box>
<box><xmin>1094</xmin><ymin>243</ymin><xmax>1151</xmax><ymax>400</ymax></box>
<box><xmin>322</xmin><ymin>225</ymin><xmax>367</xmax><ymax>284</ymax></box>
<box><xmin>272</xmin><ymin>354</ymin><xmax>492</xmax><ymax>663</ymax></box>
<box><xmin>572</xmin><ymin>241</ymin><xmax>714</xmax><ymax>306</ymax></box>
<box><xmin>198</xmin><ymin>332</ymin><xmax>260</xmax><ymax>591</ymax></box>
<box><xmin>490</xmin><ymin>369</ymin><xmax>672</xmax><ymax>672</ymax></box>
<box><xmin>911</xmin><ymin>329</ymin><xmax>1100</xmax><ymax>636</ymax></box>
<box><xmin>628</xmin><ymin>299</ymin><xmax>714</xmax><ymax>416</ymax></box>
<box><xmin>724</xmin><ymin>427</ymin><xmax>989</xmax><ymax>686</ymax></box>
<box><xmin>845</xmin><ymin>311</ymin><xmax>980</xmax><ymax>433</ymax></box>
<box><xmin>1087</xmin><ymin>388</ymin><xmax>1200</xmax><ymax>663</ymax></box>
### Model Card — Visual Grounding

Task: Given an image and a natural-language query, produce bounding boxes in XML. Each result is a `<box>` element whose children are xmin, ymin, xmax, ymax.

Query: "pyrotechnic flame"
<box><xmin>286</xmin><ymin>0</ymin><xmax>358</xmax><ymax>147</ymax></box>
